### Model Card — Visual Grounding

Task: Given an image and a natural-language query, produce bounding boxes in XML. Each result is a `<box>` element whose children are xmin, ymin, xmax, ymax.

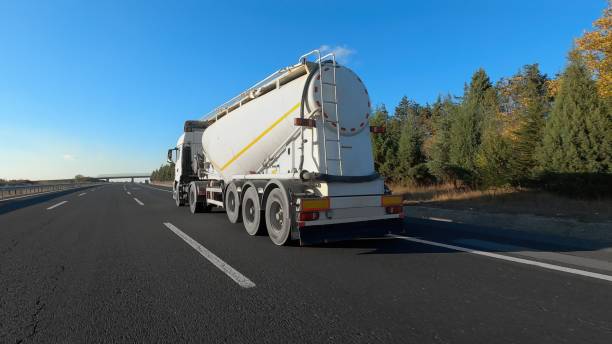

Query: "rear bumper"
<box><xmin>297</xmin><ymin>218</ymin><xmax>405</xmax><ymax>246</ymax></box>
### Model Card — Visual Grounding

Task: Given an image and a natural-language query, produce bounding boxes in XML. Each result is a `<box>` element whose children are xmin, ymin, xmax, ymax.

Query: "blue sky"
<box><xmin>0</xmin><ymin>0</ymin><xmax>606</xmax><ymax>180</ymax></box>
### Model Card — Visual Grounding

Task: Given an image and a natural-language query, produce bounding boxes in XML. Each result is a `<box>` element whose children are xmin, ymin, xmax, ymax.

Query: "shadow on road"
<box><xmin>309</xmin><ymin>218</ymin><xmax>612</xmax><ymax>257</ymax></box>
<box><xmin>311</xmin><ymin>237</ymin><xmax>453</xmax><ymax>255</ymax></box>
<box><xmin>0</xmin><ymin>186</ymin><xmax>95</xmax><ymax>215</ymax></box>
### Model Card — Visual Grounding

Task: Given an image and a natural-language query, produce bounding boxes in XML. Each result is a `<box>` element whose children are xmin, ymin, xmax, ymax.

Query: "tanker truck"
<box><xmin>167</xmin><ymin>50</ymin><xmax>405</xmax><ymax>246</ymax></box>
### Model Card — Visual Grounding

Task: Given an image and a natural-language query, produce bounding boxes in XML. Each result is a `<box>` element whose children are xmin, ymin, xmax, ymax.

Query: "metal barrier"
<box><xmin>0</xmin><ymin>183</ymin><xmax>99</xmax><ymax>200</ymax></box>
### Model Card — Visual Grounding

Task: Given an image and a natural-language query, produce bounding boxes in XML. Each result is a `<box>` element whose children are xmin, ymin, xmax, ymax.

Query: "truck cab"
<box><xmin>168</xmin><ymin>121</ymin><xmax>207</xmax><ymax>206</ymax></box>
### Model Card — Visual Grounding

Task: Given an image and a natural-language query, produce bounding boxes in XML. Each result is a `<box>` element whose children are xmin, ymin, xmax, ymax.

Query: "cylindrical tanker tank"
<box><xmin>201</xmin><ymin>62</ymin><xmax>374</xmax><ymax>183</ymax></box>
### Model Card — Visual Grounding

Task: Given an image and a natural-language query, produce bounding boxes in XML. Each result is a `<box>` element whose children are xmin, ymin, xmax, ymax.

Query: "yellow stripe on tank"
<box><xmin>220</xmin><ymin>102</ymin><xmax>301</xmax><ymax>171</ymax></box>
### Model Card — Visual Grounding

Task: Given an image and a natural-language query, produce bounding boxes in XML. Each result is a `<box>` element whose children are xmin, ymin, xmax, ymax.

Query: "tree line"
<box><xmin>150</xmin><ymin>163</ymin><xmax>175</xmax><ymax>181</ymax></box>
<box><xmin>370</xmin><ymin>5</ymin><xmax>611</xmax><ymax>196</ymax></box>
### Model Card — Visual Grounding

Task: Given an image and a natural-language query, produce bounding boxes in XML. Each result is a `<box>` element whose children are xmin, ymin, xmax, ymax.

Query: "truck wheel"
<box><xmin>188</xmin><ymin>183</ymin><xmax>204</xmax><ymax>214</ymax></box>
<box><xmin>241</xmin><ymin>187</ymin><xmax>264</xmax><ymax>235</ymax></box>
<box><xmin>265</xmin><ymin>188</ymin><xmax>291</xmax><ymax>245</ymax></box>
<box><xmin>174</xmin><ymin>185</ymin><xmax>185</xmax><ymax>207</ymax></box>
<box><xmin>225</xmin><ymin>182</ymin><xmax>241</xmax><ymax>223</ymax></box>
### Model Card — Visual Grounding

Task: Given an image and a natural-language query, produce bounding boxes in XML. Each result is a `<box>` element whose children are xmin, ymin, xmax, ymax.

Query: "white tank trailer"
<box><xmin>168</xmin><ymin>50</ymin><xmax>405</xmax><ymax>245</ymax></box>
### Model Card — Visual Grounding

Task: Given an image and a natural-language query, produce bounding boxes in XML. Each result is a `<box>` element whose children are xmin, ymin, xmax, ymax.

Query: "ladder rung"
<box><xmin>326</xmin><ymin>139</ymin><xmax>340</xmax><ymax>142</ymax></box>
<box><xmin>327</xmin><ymin>158</ymin><xmax>341</xmax><ymax>161</ymax></box>
<box><xmin>324</xmin><ymin>120</ymin><xmax>338</xmax><ymax>124</ymax></box>
<box><xmin>323</xmin><ymin>100</ymin><xmax>338</xmax><ymax>104</ymax></box>
<box><xmin>322</xmin><ymin>82</ymin><xmax>336</xmax><ymax>86</ymax></box>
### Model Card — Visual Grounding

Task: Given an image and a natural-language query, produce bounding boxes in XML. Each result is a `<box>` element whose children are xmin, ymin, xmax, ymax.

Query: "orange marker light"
<box><xmin>381</xmin><ymin>195</ymin><xmax>402</xmax><ymax>207</ymax></box>
<box><xmin>300</xmin><ymin>198</ymin><xmax>330</xmax><ymax>212</ymax></box>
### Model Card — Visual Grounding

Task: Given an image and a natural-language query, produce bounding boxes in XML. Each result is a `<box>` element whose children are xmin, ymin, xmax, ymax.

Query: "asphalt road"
<box><xmin>1</xmin><ymin>183</ymin><xmax>611</xmax><ymax>343</ymax></box>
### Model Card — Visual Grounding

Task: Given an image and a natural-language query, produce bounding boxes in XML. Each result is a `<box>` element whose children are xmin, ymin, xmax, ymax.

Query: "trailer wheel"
<box><xmin>265</xmin><ymin>188</ymin><xmax>291</xmax><ymax>245</ymax></box>
<box><xmin>241</xmin><ymin>187</ymin><xmax>264</xmax><ymax>235</ymax></box>
<box><xmin>225</xmin><ymin>182</ymin><xmax>241</xmax><ymax>223</ymax></box>
<box><xmin>188</xmin><ymin>183</ymin><xmax>205</xmax><ymax>214</ymax></box>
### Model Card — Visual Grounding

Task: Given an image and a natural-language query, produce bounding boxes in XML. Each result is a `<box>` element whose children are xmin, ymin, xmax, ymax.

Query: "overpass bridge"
<box><xmin>96</xmin><ymin>173</ymin><xmax>151</xmax><ymax>183</ymax></box>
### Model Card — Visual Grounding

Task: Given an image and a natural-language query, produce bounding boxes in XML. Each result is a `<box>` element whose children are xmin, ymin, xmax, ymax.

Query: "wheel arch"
<box><xmin>262</xmin><ymin>179</ymin><xmax>290</xmax><ymax>211</ymax></box>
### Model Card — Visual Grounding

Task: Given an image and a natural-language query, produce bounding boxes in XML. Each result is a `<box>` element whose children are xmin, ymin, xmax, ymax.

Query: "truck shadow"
<box><xmin>0</xmin><ymin>187</ymin><xmax>95</xmax><ymax>215</ymax></box>
<box><xmin>311</xmin><ymin>218</ymin><xmax>612</xmax><ymax>256</ymax></box>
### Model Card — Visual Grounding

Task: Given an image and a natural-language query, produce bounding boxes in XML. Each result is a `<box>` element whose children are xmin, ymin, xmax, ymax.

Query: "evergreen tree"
<box><xmin>476</xmin><ymin>115</ymin><xmax>513</xmax><ymax>187</ymax></box>
<box><xmin>427</xmin><ymin>95</ymin><xmax>457</xmax><ymax>180</ymax></box>
<box><xmin>397</xmin><ymin>115</ymin><xmax>424</xmax><ymax>182</ymax></box>
<box><xmin>538</xmin><ymin>52</ymin><xmax>611</xmax><ymax>173</ymax></box>
<box><xmin>382</xmin><ymin>117</ymin><xmax>402</xmax><ymax>180</ymax></box>
<box><xmin>394</xmin><ymin>96</ymin><xmax>419</xmax><ymax>123</ymax></box>
<box><xmin>449</xmin><ymin>69</ymin><xmax>495</xmax><ymax>173</ymax></box>
<box><xmin>474</xmin><ymin>72</ymin><xmax>513</xmax><ymax>186</ymax></box>
<box><xmin>510</xmin><ymin>64</ymin><xmax>549</xmax><ymax>182</ymax></box>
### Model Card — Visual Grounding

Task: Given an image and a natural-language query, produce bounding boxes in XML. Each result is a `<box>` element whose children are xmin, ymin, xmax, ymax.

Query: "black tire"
<box><xmin>225</xmin><ymin>182</ymin><xmax>241</xmax><ymax>223</ymax></box>
<box><xmin>188</xmin><ymin>183</ymin><xmax>205</xmax><ymax>214</ymax></box>
<box><xmin>242</xmin><ymin>187</ymin><xmax>264</xmax><ymax>235</ymax></box>
<box><xmin>174</xmin><ymin>184</ymin><xmax>185</xmax><ymax>207</ymax></box>
<box><xmin>265</xmin><ymin>188</ymin><xmax>292</xmax><ymax>245</ymax></box>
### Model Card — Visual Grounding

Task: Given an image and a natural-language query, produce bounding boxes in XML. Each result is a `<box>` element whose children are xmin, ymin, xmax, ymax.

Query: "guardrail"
<box><xmin>0</xmin><ymin>183</ymin><xmax>99</xmax><ymax>200</ymax></box>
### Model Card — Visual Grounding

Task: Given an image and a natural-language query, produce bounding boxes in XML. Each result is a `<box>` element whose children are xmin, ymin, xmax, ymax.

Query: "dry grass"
<box><xmin>392</xmin><ymin>183</ymin><xmax>612</xmax><ymax>223</ymax></box>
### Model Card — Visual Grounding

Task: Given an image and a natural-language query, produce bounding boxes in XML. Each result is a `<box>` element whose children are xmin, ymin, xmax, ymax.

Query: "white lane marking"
<box><xmin>78</xmin><ymin>193</ymin><xmax>86</xmax><ymax>197</ymax></box>
<box><xmin>455</xmin><ymin>239</ymin><xmax>612</xmax><ymax>273</ymax></box>
<box><xmin>127</xmin><ymin>191</ymin><xmax>131</xmax><ymax>195</ymax></box>
<box><xmin>428</xmin><ymin>217</ymin><xmax>453</xmax><ymax>222</ymax></box>
<box><xmin>133</xmin><ymin>198</ymin><xmax>144</xmax><ymax>206</ymax></box>
<box><xmin>163</xmin><ymin>222</ymin><xmax>255</xmax><ymax>288</ymax></box>
<box><xmin>46</xmin><ymin>201</ymin><xmax>68</xmax><ymax>210</ymax></box>
<box><xmin>392</xmin><ymin>235</ymin><xmax>612</xmax><ymax>283</ymax></box>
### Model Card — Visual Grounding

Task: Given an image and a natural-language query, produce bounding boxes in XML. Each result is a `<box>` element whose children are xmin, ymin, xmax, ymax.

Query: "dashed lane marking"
<box><xmin>428</xmin><ymin>217</ymin><xmax>453</xmax><ymax>222</ymax></box>
<box><xmin>133</xmin><ymin>198</ymin><xmax>144</xmax><ymax>206</ymax></box>
<box><xmin>163</xmin><ymin>222</ymin><xmax>256</xmax><ymax>288</ymax></box>
<box><xmin>46</xmin><ymin>201</ymin><xmax>68</xmax><ymax>210</ymax></box>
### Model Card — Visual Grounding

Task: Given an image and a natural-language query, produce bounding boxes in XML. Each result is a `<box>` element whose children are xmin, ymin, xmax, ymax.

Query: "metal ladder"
<box><xmin>298</xmin><ymin>50</ymin><xmax>344</xmax><ymax>176</ymax></box>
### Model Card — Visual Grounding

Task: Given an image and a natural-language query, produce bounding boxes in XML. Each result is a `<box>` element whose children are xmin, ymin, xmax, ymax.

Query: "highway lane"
<box><xmin>1</xmin><ymin>183</ymin><xmax>612</xmax><ymax>343</ymax></box>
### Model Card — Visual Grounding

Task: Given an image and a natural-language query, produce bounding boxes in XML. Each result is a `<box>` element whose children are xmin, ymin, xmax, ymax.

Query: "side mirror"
<box><xmin>167</xmin><ymin>149</ymin><xmax>174</xmax><ymax>163</ymax></box>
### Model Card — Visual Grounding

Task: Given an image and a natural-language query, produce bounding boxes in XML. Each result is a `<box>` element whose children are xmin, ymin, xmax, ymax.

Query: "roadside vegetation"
<box><xmin>376</xmin><ymin>5</ymin><xmax>611</xmax><ymax>204</ymax></box>
<box><xmin>150</xmin><ymin>163</ymin><xmax>175</xmax><ymax>182</ymax></box>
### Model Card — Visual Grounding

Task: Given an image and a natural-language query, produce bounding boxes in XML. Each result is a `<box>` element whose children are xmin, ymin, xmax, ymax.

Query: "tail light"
<box><xmin>385</xmin><ymin>206</ymin><xmax>403</xmax><ymax>214</ymax></box>
<box><xmin>298</xmin><ymin>212</ymin><xmax>320</xmax><ymax>221</ymax></box>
